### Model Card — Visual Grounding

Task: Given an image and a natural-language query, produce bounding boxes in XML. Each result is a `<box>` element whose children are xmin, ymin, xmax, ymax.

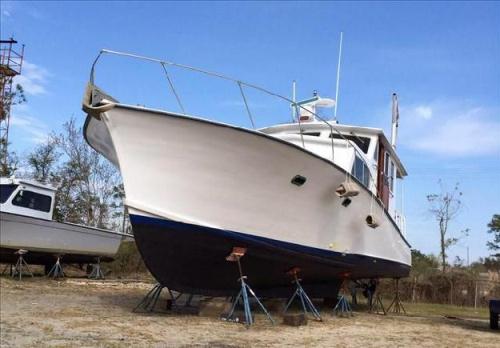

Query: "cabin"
<box><xmin>0</xmin><ymin>177</ymin><xmax>56</xmax><ymax>220</ymax></box>
<box><xmin>260</xmin><ymin>94</ymin><xmax>408</xmax><ymax>234</ymax></box>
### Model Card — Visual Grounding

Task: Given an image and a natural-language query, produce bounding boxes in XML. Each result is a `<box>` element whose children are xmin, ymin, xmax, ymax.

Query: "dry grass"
<box><xmin>0</xmin><ymin>276</ymin><xmax>498</xmax><ymax>347</ymax></box>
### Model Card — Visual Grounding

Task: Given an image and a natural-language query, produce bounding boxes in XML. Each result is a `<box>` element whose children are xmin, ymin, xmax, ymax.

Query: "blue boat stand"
<box><xmin>223</xmin><ymin>248</ymin><xmax>275</xmax><ymax>327</ymax></box>
<box><xmin>283</xmin><ymin>267</ymin><xmax>322</xmax><ymax>321</ymax></box>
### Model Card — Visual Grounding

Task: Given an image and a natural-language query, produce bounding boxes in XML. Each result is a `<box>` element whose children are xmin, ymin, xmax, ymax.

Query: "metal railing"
<box><xmin>89</xmin><ymin>49</ymin><xmax>381</xmax><ymax>195</ymax></box>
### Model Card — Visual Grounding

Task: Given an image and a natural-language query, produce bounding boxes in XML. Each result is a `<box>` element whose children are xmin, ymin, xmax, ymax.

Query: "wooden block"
<box><xmin>172</xmin><ymin>306</ymin><xmax>200</xmax><ymax>315</ymax></box>
<box><xmin>283</xmin><ymin>313</ymin><xmax>308</xmax><ymax>326</ymax></box>
<box><xmin>199</xmin><ymin>298</ymin><xmax>232</xmax><ymax>317</ymax></box>
<box><xmin>262</xmin><ymin>298</ymin><xmax>286</xmax><ymax>312</ymax></box>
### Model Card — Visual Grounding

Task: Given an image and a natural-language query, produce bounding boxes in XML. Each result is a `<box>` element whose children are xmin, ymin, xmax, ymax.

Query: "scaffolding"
<box><xmin>0</xmin><ymin>38</ymin><xmax>24</xmax><ymax>172</ymax></box>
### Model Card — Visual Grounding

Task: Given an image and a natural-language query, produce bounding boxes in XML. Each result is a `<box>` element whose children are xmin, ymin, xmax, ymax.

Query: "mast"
<box><xmin>334</xmin><ymin>32</ymin><xmax>343</xmax><ymax>120</ymax></box>
<box><xmin>391</xmin><ymin>93</ymin><xmax>399</xmax><ymax>148</ymax></box>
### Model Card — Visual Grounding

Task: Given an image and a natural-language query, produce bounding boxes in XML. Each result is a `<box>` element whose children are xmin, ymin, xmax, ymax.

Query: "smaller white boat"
<box><xmin>0</xmin><ymin>177</ymin><xmax>130</xmax><ymax>265</ymax></box>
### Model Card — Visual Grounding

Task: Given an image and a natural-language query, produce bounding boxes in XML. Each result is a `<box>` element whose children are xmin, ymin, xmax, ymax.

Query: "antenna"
<box><xmin>391</xmin><ymin>93</ymin><xmax>399</xmax><ymax>148</ymax></box>
<box><xmin>291</xmin><ymin>80</ymin><xmax>296</xmax><ymax>122</ymax></box>
<box><xmin>334</xmin><ymin>32</ymin><xmax>343</xmax><ymax>120</ymax></box>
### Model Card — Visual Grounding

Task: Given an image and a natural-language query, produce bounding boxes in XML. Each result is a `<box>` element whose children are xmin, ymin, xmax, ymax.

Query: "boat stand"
<box><xmin>1</xmin><ymin>263</ymin><xmax>13</xmax><ymax>276</ymax></box>
<box><xmin>369</xmin><ymin>292</ymin><xmax>387</xmax><ymax>315</ymax></box>
<box><xmin>223</xmin><ymin>247</ymin><xmax>275</xmax><ymax>327</ymax></box>
<box><xmin>133</xmin><ymin>283</ymin><xmax>169</xmax><ymax>312</ymax></box>
<box><xmin>283</xmin><ymin>267</ymin><xmax>321</xmax><ymax>321</ymax></box>
<box><xmin>387</xmin><ymin>278</ymin><xmax>406</xmax><ymax>315</ymax></box>
<box><xmin>47</xmin><ymin>255</ymin><xmax>65</xmax><ymax>279</ymax></box>
<box><xmin>11</xmin><ymin>249</ymin><xmax>34</xmax><ymax>280</ymax></box>
<box><xmin>88</xmin><ymin>257</ymin><xmax>104</xmax><ymax>279</ymax></box>
<box><xmin>333</xmin><ymin>280</ymin><xmax>353</xmax><ymax>317</ymax></box>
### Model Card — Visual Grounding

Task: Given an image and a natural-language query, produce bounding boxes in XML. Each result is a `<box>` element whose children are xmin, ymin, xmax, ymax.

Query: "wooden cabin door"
<box><xmin>377</xmin><ymin>141</ymin><xmax>390</xmax><ymax>208</ymax></box>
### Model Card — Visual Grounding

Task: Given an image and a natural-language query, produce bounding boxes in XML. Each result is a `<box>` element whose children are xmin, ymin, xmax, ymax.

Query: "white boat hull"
<box><xmin>84</xmin><ymin>103</ymin><xmax>411</xmax><ymax>296</ymax></box>
<box><xmin>0</xmin><ymin>212</ymin><xmax>127</xmax><ymax>264</ymax></box>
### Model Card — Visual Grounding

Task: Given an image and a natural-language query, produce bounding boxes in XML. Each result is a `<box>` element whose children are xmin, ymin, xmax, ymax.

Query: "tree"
<box><xmin>109</xmin><ymin>183</ymin><xmax>130</xmax><ymax>233</ymax></box>
<box><xmin>51</xmin><ymin>117</ymin><xmax>119</xmax><ymax>228</ymax></box>
<box><xmin>411</xmin><ymin>249</ymin><xmax>440</xmax><ymax>277</ymax></box>
<box><xmin>486</xmin><ymin>214</ymin><xmax>500</xmax><ymax>257</ymax></box>
<box><xmin>26</xmin><ymin>139</ymin><xmax>58</xmax><ymax>183</ymax></box>
<box><xmin>0</xmin><ymin>149</ymin><xmax>19</xmax><ymax>176</ymax></box>
<box><xmin>23</xmin><ymin>117</ymin><xmax>126</xmax><ymax>231</ymax></box>
<box><xmin>427</xmin><ymin>181</ymin><xmax>467</xmax><ymax>273</ymax></box>
<box><xmin>0</xmin><ymin>84</ymin><xmax>26</xmax><ymax>176</ymax></box>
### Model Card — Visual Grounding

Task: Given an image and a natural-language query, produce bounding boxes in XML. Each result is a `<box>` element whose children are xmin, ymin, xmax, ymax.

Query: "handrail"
<box><xmin>89</xmin><ymin>49</ymin><xmax>379</xmax><ymax>193</ymax></box>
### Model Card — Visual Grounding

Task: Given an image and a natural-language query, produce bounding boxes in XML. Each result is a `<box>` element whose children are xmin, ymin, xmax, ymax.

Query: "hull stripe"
<box><xmin>129</xmin><ymin>214</ymin><xmax>409</xmax><ymax>268</ymax></box>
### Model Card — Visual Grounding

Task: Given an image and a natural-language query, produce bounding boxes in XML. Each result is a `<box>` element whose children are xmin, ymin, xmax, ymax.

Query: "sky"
<box><xmin>1</xmin><ymin>1</ymin><xmax>499</xmax><ymax>263</ymax></box>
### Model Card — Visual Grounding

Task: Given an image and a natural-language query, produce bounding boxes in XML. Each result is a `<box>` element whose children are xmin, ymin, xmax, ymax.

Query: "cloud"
<box><xmin>1</xmin><ymin>1</ymin><xmax>13</xmax><ymax>20</ymax></box>
<box><xmin>14</xmin><ymin>61</ymin><xmax>50</xmax><ymax>96</ymax></box>
<box><xmin>400</xmin><ymin>101</ymin><xmax>500</xmax><ymax>157</ymax></box>
<box><xmin>0</xmin><ymin>2</ymin><xmax>48</xmax><ymax>21</ymax></box>
<box><xmin>414</xmin><ymin>106</ymin><xmax>433</xmax><ymax>120</ymax></box>
<box><xmin>9</xmin><ymin>111</ymin><xmax>50</xmax><ymax>144</ymax></box>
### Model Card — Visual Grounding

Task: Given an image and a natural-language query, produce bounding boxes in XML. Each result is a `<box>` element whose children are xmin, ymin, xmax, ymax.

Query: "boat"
<box><xmin>0</xmin><ymin>177</ymin><xmax>130</xmax><ymax>266</ymax></box>
<box><xmin>82</xmin><ymin>49</ymin><xmax>411</xmax><ymax>298</ymax></box>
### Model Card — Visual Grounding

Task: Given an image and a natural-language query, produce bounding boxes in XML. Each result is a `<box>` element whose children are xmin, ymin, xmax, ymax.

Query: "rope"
<box><xmin>160</xmin><ymin>63</ymin><xmax>186</xmax><ymax>115</ymax></box>
<box><xmin>237</xmin><ymin>82</ymin><xmax>255</xmax><ymax>129</ymax></box>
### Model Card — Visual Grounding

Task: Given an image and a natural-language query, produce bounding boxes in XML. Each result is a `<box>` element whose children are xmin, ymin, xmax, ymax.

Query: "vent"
<box><xmin>291</xmin><ymin>175</ymin><xmax>307</xmax><ymax>186</ymax></box>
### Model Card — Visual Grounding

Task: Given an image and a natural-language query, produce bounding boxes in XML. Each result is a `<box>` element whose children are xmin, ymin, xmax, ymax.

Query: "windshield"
<box><xmin>0</xmin><ymin>184</ymin><xmax>18</xmax><ymax>204</ymax></box>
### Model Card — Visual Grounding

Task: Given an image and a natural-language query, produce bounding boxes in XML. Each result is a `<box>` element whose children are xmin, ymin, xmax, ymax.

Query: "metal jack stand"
<box><xmin>11</xmin><ymin>249</ymin><xmax>33</xmax><ymax>280</ymax></box>
<box><xmin>370</xmin><ymin>292</ymin><xmax>387</xmax><ymax>315</ymax></box>
<box><xmin>223</xmin><ymin>247</ymin><xmax>275</xmax><ymax>327</ymax></box>
<box><xmin>387</xmin><ymin>278</ymin><xmax>406</xmax><ymax>315</ymax></box>
<box><xmin>283</xmin><ymin>267</ymin><xmax>321</xmax><ymax>321</ymax></box>
<box><xmin>333</xmin><ymin>280</ymin><xmax>353</xmax><ymax>317</ymax></box>
<box><xmin>47</xmin><ymin>255</ymin><xmax>65</xmax><ymax>279</ymax></box>
<box><xmin>133</xmin><ymin>283</ymin><xmax>168</xmax><ymax>312</ymax></box>
<box><xmin>88</xmin><ymin>257</ymin><xmax>104</xmax><ymax>279</ymax></box>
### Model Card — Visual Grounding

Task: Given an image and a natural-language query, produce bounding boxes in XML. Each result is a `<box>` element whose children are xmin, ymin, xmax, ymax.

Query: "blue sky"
<box><xmin>2</xmin><ymin>1</ymin><xmax>499</xmax><ymax>262</ymax></box>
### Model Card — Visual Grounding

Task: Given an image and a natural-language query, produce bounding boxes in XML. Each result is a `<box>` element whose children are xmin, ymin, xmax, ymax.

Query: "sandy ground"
<box><xmin>0</xmin><ymin>277</ymin><xmax>498</xmax><ymax>347</ymax></box>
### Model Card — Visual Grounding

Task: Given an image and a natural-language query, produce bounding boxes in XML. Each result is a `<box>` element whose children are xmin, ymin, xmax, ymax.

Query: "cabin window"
<box><xmin>0</xmin><ymin>184</ymin><xmax>18</xmax><ymax>203</ymax></box>
<box><xmin>330</xmin><ymin>133</ymin><xmax>370</xmax><ymax>153</ymax></box>
<box><xmin>12</xmin><ymin>190</ymin><xmax>52</xmax><ymax>213</ymax></box>
<box><xmin>352</xmin><ymin>155</ymin><xmax>370</xmax><ymax>188</ymax></box>
<box><xmin>296</xmin><ymin>132</ymin><xmax>321</xmax><ymax>137</ymax></box>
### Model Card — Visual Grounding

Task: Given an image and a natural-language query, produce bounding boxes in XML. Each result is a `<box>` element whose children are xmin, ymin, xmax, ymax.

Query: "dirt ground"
<box><xmin>0</xmin><ymin>276</ymin><xmax>498</xmax><ymax>347</ymax></box>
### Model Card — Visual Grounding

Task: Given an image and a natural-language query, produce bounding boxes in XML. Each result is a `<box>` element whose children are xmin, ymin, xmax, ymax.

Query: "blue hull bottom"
<box><xmin>130</xmin><ymin>214</ymin><xmax>410</xmax><ymax>298</ymax></box>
